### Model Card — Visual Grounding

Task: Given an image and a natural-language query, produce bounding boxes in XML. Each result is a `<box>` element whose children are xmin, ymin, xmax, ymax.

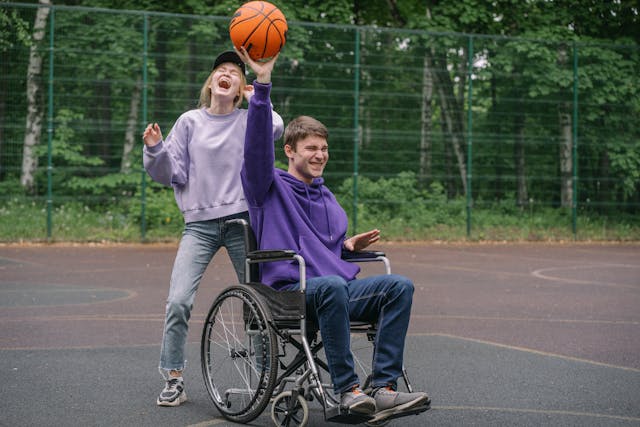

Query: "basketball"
<box><xmin>229</xmin><ymin>1</ymin><xmax>288</xmax><ymax>62</ymax></box>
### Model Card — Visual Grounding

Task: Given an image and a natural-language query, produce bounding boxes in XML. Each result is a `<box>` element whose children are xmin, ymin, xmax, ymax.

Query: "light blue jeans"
<box><xmin>159</xmin><ymin>212</ymin><xmax>249</xmax><ymax>374</ymax></box>
<box><xmin>284</xmin><ymin>274</ymin><xmax>414</xmax><ymax>393</ymax></box>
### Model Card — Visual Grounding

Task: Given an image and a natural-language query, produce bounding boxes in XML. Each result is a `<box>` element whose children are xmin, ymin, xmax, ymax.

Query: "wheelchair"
<box><xmin>200</xmin><ymin>219</ymin><xmax>429</xmax><ymax>426</ymax></box>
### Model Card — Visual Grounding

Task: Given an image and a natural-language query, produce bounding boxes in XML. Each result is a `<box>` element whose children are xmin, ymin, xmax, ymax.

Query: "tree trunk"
<box><xmin>359</xmin><ymin>30</ymin><xmax>369</xmax><ymax>150</ymax></box>
<box><xmin>597</xmin><ymin>149</ymin><xmax>610</xmax><ymax>213</ymax></box>
<box><xmin>423</xmin><ymin>5</ymin><xmax>467</xmax><ymax>196</ymax></box>
<box><xmin>419</xmin><ymin>53</ymin><xmax>433</xmax><ymax>186</ymax></box>
<box><xmin>20</xmin><ymin>0</ymin><xmax>50</xmax><ymax>192</ymax></box>
<box><xmin>0</xmin><ymin>50</ymin><xmax>7</xmax><ymax>178</ymax></box>
<box><xmin>556</xmin><ymin>46</ymin><xmax>573</xmax><ymax>208</ymax></box>
<box><xmin>154</xmin><ymin>29</ymin><xmax>169</xmax><ymax>123</ymax></box>
<box><xmin>91</xmin><ymin>80</ymin><xmax>111</xmax><ymax>161</ymax></box>
<box><xmin>434</xmin><ymin>65</ymin><xmax>468</xmax><ymax>196</ymax></box>
<box><xmin>429</xmin><ymin>50</ymin><xmax>468</xmax><ymax>196</ymax></box>
<box><xmin>121</xmin><ymin>77</ymin><xmax>142</xmax><ymax>173</ymax></box>
<box><xmin>514</xmin><ymin>113</ymin><xmax>528</xmax><ymax>207</ymax></box>
<box><xmin>491</xmin><ymin>75</ymin><xmax>503</xmax><ymax>199</ymax></box>
<box><xmin>559</xmin><ymin>105</ymin><xmax>573</xmax><ymax>208</ymax></box>
<box><xmin>441</xmin><ymin>110</ymin><xmax>456</xmax><ymax>198</ymax></box>
<box><xmin>187</xmin><ymin>33</ymin><xmax>197</xmax><ymax>109</ymax></box>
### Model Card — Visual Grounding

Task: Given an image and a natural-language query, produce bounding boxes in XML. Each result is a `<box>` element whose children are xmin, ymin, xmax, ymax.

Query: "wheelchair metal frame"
<box><xmin>200</xmin><ymin>219</ymin><xmax>422</xmax><ymax>426</ymax></box>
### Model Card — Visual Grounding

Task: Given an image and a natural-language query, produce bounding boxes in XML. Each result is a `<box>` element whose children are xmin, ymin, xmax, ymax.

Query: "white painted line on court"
<box><xmin>433</xmin><ymin>405</ymin><xmax>640</xmax><ymax>423</ymax></box>
<box><xmin>411</xmin><ymin>332</ymin><xmax>640</xmax><ymax>373</ymax></box>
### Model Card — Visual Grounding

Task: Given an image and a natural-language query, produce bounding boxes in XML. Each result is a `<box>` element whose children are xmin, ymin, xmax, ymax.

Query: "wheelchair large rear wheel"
<box><xmin>201</xmin><ymin>284</ymin><xmax>278</xmax><ymax>423</ymax></box>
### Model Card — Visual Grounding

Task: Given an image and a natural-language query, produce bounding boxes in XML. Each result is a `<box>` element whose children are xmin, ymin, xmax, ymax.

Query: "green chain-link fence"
<box><xmin>1</xmin><ymin>3</ymin><xmax>639</xmax><ymax>241</ymax></box>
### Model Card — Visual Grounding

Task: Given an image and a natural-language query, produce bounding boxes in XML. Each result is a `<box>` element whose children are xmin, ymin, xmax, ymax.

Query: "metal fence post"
<box><xmin>140</xmin><ymin>13</ymin><xmax>148</xmax><ymax>241</ymax></box>
<box><xmin>572</xmin><ymin>41</ymin><xmax>578</xmax><ymax>238</ymax></box>
<box><xmin>46</xmin><ymin>6</ymin><xmax>54</xmax><ymax>241</ymax></box>
<box><xmin>352</xmin><ymin>28</ymin><xmax>361</xmax><ymax>235</ymax></box>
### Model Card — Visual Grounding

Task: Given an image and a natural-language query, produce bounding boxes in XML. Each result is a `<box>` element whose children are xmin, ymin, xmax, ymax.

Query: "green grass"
<box><xmin>0</xmin><ymin>198</ymin><xmax>141</xmax><ymax>242</ymax></box>
<box><xmin>1</xmin><ymin>196</ymin><xmax>638</xmax><ymax>243</ymax></box>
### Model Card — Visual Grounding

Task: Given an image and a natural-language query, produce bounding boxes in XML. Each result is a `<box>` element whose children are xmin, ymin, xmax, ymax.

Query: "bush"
<box><xmin>335</xmin><ymin>172</ymin><xmax>466</xmax><ymax>239</ymax></box>
<box><xmin>1</xmin><ymin>171</ymin><xmax>638</xmax><ymax>242</ymax></box>
<box><xmin>128</xmin><ymin>183</ymin><xmax>184</xmax><ymax>239</ymax></box>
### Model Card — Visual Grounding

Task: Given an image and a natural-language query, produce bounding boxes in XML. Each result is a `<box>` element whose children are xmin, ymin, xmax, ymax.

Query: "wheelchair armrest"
<box><xmin>247</xmin><ymin>249</ymin><xmax>298</xmax><ymax>261</ymax></box>
<box><xmin>341</xmin><ymin>249</ymin><xmax>386</xmax><ymax>261</ymax></box>
<box><xmin>342</xmin><ymin>249</ymin><xmax>391</xmax><ymax>274</ymax></box>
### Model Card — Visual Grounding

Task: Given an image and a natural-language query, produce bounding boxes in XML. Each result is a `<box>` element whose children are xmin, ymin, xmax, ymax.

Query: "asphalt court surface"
<box><xmin>1</xmin><ymin>242</ymin><xmax>639</xmax><ymax>426</ymax></box>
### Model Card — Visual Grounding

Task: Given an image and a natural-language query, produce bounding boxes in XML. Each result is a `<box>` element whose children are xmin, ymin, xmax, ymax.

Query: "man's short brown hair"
<box><xmin>284</xmin><ymin>116</ymin><xmax>328</xmax><ymax>150</ymax></box>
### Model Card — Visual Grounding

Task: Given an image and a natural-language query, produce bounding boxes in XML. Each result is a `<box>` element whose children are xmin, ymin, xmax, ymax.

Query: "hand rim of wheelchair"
<box><xmin>200</xmin><ymin>284</ymin><xmax>279</xmax><ymax>423</ymax></box>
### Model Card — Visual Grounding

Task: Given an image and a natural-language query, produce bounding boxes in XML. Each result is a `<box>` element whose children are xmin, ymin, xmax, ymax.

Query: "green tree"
<box><xmin>20</xmin><ymin>0</ymin><xmax>50</xmax><ymax>192</ymax></box>
<box><xmin>0</xmin><ymin>7</ymin><xmax>30</xmax><ymax>180</ymax></box>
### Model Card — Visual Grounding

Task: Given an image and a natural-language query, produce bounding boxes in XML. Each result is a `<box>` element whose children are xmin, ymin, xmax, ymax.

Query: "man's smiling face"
<box><xmin>285</xmin><ymin>135</ymin><xmax>329</xmax><ymax>184</ymax></box>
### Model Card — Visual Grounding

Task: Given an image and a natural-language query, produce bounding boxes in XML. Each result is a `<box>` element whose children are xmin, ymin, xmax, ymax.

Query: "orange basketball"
<box><xmin>229</xmin><ymin>1</ymin><xmax>288</xmax><ymax>62</ymax></box>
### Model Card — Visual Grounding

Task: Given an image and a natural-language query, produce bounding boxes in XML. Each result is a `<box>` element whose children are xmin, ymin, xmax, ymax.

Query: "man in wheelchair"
<box><xmin>236</xmin><ymin>48</ymin><xmax>430</xmax><ymax>425</ymax></box>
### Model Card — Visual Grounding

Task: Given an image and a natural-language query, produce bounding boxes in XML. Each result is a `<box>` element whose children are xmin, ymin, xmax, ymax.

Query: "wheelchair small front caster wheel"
<box><xmin>271</xmin><ymin>391</ymin><xmax>309</xmax><ymax>427</ymax></box>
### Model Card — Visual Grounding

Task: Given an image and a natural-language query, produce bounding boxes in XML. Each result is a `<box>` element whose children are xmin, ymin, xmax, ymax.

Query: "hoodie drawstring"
<box><xmin>320</xmin><ymin>186</ymin><xmax>333</xmax><ymax>241</ymax></box>
<box><xmin>304</xmin><ymin>186</ymin><xmax>312</xmax><ymax>218</ymax></box>
<box><xmin>304</xmin><ymin>184</ymin><xmax>333</xmax><ymax>241</ymax></box>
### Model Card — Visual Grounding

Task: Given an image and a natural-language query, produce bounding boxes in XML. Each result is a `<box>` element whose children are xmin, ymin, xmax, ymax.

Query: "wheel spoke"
<box><xmin>202</xmin><ymin>287</ymin><xmax>278</xmax><ymax>423</ymax></box>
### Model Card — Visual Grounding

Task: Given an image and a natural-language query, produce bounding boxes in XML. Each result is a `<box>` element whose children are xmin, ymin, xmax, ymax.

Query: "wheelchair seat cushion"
<box><xmin>248</xmin><ymin>282</ymin><xmax>305</xmax><ymax>324</ymax></box>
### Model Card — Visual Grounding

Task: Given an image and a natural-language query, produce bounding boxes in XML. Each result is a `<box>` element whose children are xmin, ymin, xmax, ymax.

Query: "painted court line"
<box><xmin>532</xmin><ymin>263</ymin><xmax>639</xmax><ymax>289</ymax></box>
<box><xmin>410</xmin><ymin>313</ymin><xmax>640</xmax><ymax>326</ymax></box>
<box><xmin>416</xmin><ymin>332</ymin><xmax>640</xmax><ymax>373</ymax></box>
<box><xmin>433</xmin><ymin>406</ymin><xmax>640</xmax><ymax>423</ymax></box>
<box><xmin>186</xmin><ymin>419</ymin><xmax>233</xmax><ymax>427</ymax></box>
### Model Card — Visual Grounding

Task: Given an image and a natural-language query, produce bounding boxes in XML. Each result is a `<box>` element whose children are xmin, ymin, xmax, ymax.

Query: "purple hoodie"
<box><xmin>241</xmin><ymin>82</ymin><xmax>360</xmax><ymax>289</ymax></box>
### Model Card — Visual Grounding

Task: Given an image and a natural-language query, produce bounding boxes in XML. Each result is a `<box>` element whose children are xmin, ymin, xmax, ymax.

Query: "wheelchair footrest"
<box><xmin>325</xmin><ymin>405</ymin><xmax>374</xmax><ymax>424</ymax></box>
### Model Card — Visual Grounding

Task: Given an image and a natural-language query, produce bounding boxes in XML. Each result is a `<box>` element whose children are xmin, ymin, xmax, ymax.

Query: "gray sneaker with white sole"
<box><xmin>368</xmin><ymin>387</ymin><xmax>430</xmax><ymax>423</ymax></box>
<box><xmin>157</xmin><ymin>377</ymin><xmax>187</xmax><ymax>407</ymax></box>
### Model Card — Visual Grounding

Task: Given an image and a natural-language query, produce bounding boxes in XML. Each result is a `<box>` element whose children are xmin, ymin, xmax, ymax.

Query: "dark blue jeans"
<box><xmin>286</xmin><ymin>274</ymin><xmax>414</xmax><ymax>394</ymax></box>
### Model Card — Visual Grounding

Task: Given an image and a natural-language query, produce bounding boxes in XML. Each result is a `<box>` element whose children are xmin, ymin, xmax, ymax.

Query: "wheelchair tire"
<box><xmin>271</xmin><ymin>391</ymin><xmax>309</xmax><ymax>427</ymax></box>
<box><xmin>201</xmin><ymin>284</ymin><xmax>278</xmax><ymax>423</ymax></box>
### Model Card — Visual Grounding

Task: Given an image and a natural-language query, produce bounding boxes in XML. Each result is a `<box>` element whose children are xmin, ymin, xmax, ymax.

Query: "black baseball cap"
<box><xmin>213</xmin><ymin>50</ymin><xmax>246</xmax><ymax>74</ymax></box>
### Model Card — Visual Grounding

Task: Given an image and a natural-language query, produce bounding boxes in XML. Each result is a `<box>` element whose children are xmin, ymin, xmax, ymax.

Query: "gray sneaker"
<box><xmin>368</xmin><ymin>386</ymin><xmax>429</xmax><ymax>423</ymax></box>
<box><xmin>340</xmin><ymin>386</ymin><xmax>376</xmax><ymax>415</ymax></box>
<box><xmin>157</xmin><ymin>377</ymin><xmax>187</xmax><ymax>407</ymax></box>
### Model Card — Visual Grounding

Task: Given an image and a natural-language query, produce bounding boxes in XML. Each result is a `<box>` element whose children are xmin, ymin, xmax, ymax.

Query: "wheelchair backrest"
<box><xmin>225</xmin><ymin>218</ymin><xmax>260</xmax><ymax>283</ymax></box>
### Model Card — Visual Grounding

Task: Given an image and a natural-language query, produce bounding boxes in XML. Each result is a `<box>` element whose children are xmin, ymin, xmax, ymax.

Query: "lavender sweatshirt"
<box><xmin>241</xmin><ymin>82</ymin><xmax>360</xmax><ymax>289</ymax></box>
<box><xmin>143</xmin><ymin>107</ymin><xmax>283</xmax><ymax>223</ymax></box>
